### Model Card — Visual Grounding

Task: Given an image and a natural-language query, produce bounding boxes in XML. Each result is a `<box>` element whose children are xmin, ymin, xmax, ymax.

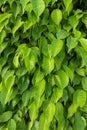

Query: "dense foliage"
<box><xmin>0</xmin><ymin>0</ymin><xmax>87</xmax><ymax>130</ymax></box>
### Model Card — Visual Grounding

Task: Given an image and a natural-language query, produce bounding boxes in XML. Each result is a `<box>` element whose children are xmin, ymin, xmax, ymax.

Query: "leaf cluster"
<box><xmin>0</xmin><ymin>0</ymin><xmax>87</xmax><ymax>130</ymax></box>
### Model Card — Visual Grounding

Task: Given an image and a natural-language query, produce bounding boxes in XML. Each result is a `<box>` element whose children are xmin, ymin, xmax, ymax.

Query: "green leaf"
<box><xmin>42</xmin><ymin>56</ymin><xmax>54</xmax><ymax>75</ymax></box>
<box><xmin>39</xmin><ymin>36</ymin><xmax>51</xmax><ymax>57</ymax></box>
<box><xmin>68</xmin><ymin>104</ymin><xmax>77</xmax><ymax>118</ymax></box>
<box><xmin>29</xmin><ymin>102</ymin><xmax>37</xmax><ymax>121</ymax></box>
<box><xmin>0</xmin><ymin>13</ymin><xmax>12</xmax><ymax>23</ymax></box>
<box><xmin>23</xmin><ymin>21</ymin><xmax>33</xmax><ymax>32</ymax></box>
<box><xmin>63</xmin><ymin>65</ymin><xmax>74</xmax><ymax>81</ymax></box>
<box><xmin>73</xmin><ymin>29</ymin><xmax>81</xmax><ymax>39</ymax></box>
<box><xmin>79</xmin><ymin>38</ymin><xmax>87</xmax><ymax>52</ymax></box>
<box><xmin>0</xmin><ymin>19</ymin><xmax>9</xmax><ymax>32</ymax></box>
<box><xmin>69</xmin><ymin>15</ymin><xmax>79</xmax><ymax>29</ymax></box>
<box><xmin>56</xmin><ymin>29</ymin><xmax>69</xmax><ymax>39</ymax></box>
<box><xmin>31</xmin><ymin>0</ymin><xmax>45</xmax><ymax>17</ymax></box>
<box><xmin>0</xmin><ymin>86</ymin><xmax>13</xmax><ymax>105</ymax></box>
<box><xmin>55</xmin><ymin>102</ymin><xmax>65</xmax><ymax>130</ymax></box>
<box><xmin>66</xmin><ymin>36</ymin><xmax>78</xmax><ymax>52</ymax></box>
<box><xmin>51</xmin><ymin>9</ymin><xmax>62</xmax><ymax>25</ymax></box>
<box><xmin>24</xmin><ymin>51</ymin><xmax>36</xmax><ymax>73</ymax></box>
<box><xmin>0</xmin><ymin>42</ymin><xmax>8</xmax><ymax>54</ymax></box>
<box><xmin>18</xmin><ymin>44</ymin><xmax>31</xmax><ymax>58</ymax></box>
<box><xmin>73</xmin><ymin>89</ymin><xmax>86</xmax><ymax>108</ymax></box>
<box><xmin>5</xmin><ymin>75</ymin><xmax>15</xmax><ymax>90</ymax></box>
<box><xmin>82</xmin><ymin>14</ymin><xmax>87</xmax><ymax>28</ymax></box>
<box><xmin>51</xmin><ymin>39</ymin><xmax>64</xmax><ymax>57</ymax></box>
<box><xmin>0</xmin><ymin>30</ymin><xmax>6</xmax><ymax>43</ymax></box>
<box><xmin>0</xmin><ymin>111</ymin><xmax>12</xmax><ymax>123</ymax></box>
<box><xmin>35</xmin><ymin>79</ymin><xmax>46</xmax><ymax>97</ymax></box>
<box><xmin>51</xmin><ymin>87</ymin><xmax>63</xmax><ymax>103</ymax></box>
<box><xmin>13</xmin><ymin>55</ymin><xmax>19</xmax><ymax>68</ymax></box>
<box><xmin>75</xmin><ymin>112</ymin><xmax>85</xmax><ymax>130</ymax></box>
<box><xmin>11</xmin><ymin>1</ymin><xmax>21</xmax><ymax>18</ymax></box>
<box><xmin>12</xmin><ymin>21</ymin><xmax>24</xmax><ymax>35</ymax></box>
<box><xmin>75</xmin><ymin>46</ymin><xmax>87</xmax><ymax>68</ymax></box>
<box><xmin>63</xmin><ymin>0</ymin><xmax>72</xmax><ymax>10</ymax></box>
<box><xmin>32</xmin><ymin>69</ymin><xmax>44</xmax><ymax>85</ymax></box>
<box><xmin>76</xmin><ymin>68</ymin><xmax>85</xmax><ymax>76</ymax></box>
<box><xmin>55</xmin><ymin>70</ymin><xmax>69</xmax><ymax>88</ymax></box>
<box><xmin>4</xmin><ymin>71</ymin><xmax>15</xmax><ymax>89</ymax></box>
<box><xmin>20</xmin><ymin>0</ymin><xmax>29</xmax><ymax>12</ymax></box>
<box><xmin>17</xmin><ymin>76</ymin><xmax>29</xmax><ymax>92</ymax></box>
<box><xmin>8</xmin><ymin>119</ymin><xmax>16</xmax><ymax>130</ymax></box>
<box><xmin>55</xmin><ymin>47</ymin><xmax>65</xmax><ymax>70</ymax></box>
<box><xmin>82</xmin><ymin>77</ymin><xmax>87</xmax><ymax>91</ymax></box>
<box><xmin>39</xmin><ymin>103</ymin><xmax>55</xmax><ymax>130</ymax></box>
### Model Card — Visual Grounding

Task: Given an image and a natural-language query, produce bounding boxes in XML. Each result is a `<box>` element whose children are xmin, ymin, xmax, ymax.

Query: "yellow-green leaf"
<box><xmin>51</xmin><ymin>39</ymin><xmax>64</xmax><ymax>57</ymax></box>
<box><xmin>31</xmin><ymin>0</ymin><xmax>45</xmax><ymax>17</ymax></box>
<box><xmin>51</xmin><ymin>9</ymin><xmax>62</xmax><ymax>25</ymax></box>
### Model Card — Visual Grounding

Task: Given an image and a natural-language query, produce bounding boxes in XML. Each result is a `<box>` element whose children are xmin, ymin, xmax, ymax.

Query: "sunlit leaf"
<box><xmin>51</xmin><ymin>9</ymin><xmax>62</xmax><ymax>25</ymax></box>
<box><xmin>42</xmin><ymin>56</ymin><xmax>54</xmax><ymax>75</ymax></box>
<box><xmin>31</xmin><ymin>0</ymin><xmax>45</xmax><ymax>17</ymax></box>
<box><xmin>51</xmin><ymin>39</ymin><xmax>64</xmax><ymax>57</ymax></box>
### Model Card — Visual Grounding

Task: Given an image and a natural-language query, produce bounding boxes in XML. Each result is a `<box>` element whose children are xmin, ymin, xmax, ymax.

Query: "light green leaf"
<box><xmin>42</xmin><ymin>56</ymin><xmax>54</xmax><ymax>75</ymax></box>
<box><xmin>51</xmin><ymin>9</ymin><xmax>62</xmax><ymax>25</ymax></box>
<box><xmin>24</xmin><ymin>51</ymin><xmax>36</xmax><ymax>73</ymax></box>
<box><xmin>0</xmin><ymin>19</ymin><xmax>9</xmax><ymax>32</ymax></box>
<box><xmin>0</xmin><ymin>111</ymin><xmax>12</xmax><ymax>123</ymax></box>
<box><xmin>0</xmin><ymin>30</ymin><xmax>6</xmax><ymax>43</ymax></box>
<box><xmin>12</xmin><ymin>21</ymin><xmax>24</xmax><ymax>35</ymax></box>
<box><xmin>63</xmin><ymin>0</ymin><xmax>72</xmax><ymax>10</ymax></box>
<box><xmin>68</xmin><ymin>104</ymin><xmax>77</xmax><ymax>118</ymax></box>
<box><xmin>0</xmin><ymin>42</ymin><xmax>8</xmax><ymax>54</ymax></box>
<box><xmin>55</xmin><ymin>70</ymin><xmax>69</xmax><ymax>88</ymax></box>
<box><xmin>82</xmin><ymin>77</ymin><xmax>87</xmax><ymax>91</ymax></box>
<box><xmin>2</xmin><ymin>88</ymin><xmax>13</xmax><ymax>105</ymax></box>
<box><xmin>55</xmin><ymin>102</ymin><xmax>64</xmax><ymax>120</ymax></box>
<box><xmin>76</xmin><ymin>68</ymin><xmax>85</xmax><ymax>76</ymax></box>
<box><xmin>73</xmin><ymin>29</ymin><xmax>81</xmax><ymax>39</ymax></box>
<box><xmin>39</xmin><ymin>113</ymin><xmax>48</xmax><ymax>130</ymax></box>
<box><xmin>40</xmin><ymin>36</ymin><xmax>51</xmax><ymax>57</ymax></box>
<box><xmin>31</xmin><ymin>0</ymin><xmax>45</xmax><ymax>17</ymax></box>
<box><xmin>51</xmin><ymin>39</ymin><xmax>64</xmax><ymax>57</ymax></box>
<box><xmin>23</xmin><ymin>21</ymin><xmax>33</xmax><ymax>32</ymax></box>
<box><xmin>8</xmin><ymin>119</ymin><xmax>16</xmax><ymax>130</ymax></box>
<box><xmin>55</xmin><ymin>102</ymin><xmax>65</xmax><ymax>130</ymax></box>
<box><xmin>13</xmin><ymin>55</ymin><xmax>19</xmax><ymax>68</ymax></box>
<box><xmin>82</xmin><ymin>14</ymin><xmax>87</xmax><ymax>28</ymax></box>
<box><xmin>69</xmin><ymin>15</ymin><xmax>79</xmax><ymax>29</ymax></box>
<box><xmin>4</xmin><ymin>73</ymin><xmax>15</xmax><ymax>89</ymax></box>
<box><xmin>79</xmin><ymin>38</ymin><xmax>87</xmax><ymax>52</ymax></box>
<box><xmin>73</xmin><ymin>89</ymin><xmax>86</xmax><ymax>108</ymax></box>
<box><xmin>0</xmin><ymin>13</ymin><xmax>12</xmax><ymax>23</ymax></box>
<box><xmin>32</xmin><ymin>69</ymin><xmax>44</xmax><ymax>85</ymax></box>
<box><xmin>29</xmin><ymin>102</ymin><xmax>37</xmax><ymax>121</ymax></box>
<box><xmin>45</xmin><ymin>103</ymin><xmax>55</xmax><ymax>123</ymax></box>
<box><xmin>51</xmin><ymin>87</ymin><xmax>63</xmax><ymax>103</ymax></box>
<box><xmin>39</xmin><ymin>103</ymin><xmax>55</xmax><ymax>130</ymax></box>
<box><xmin>35</xmin><ymin>79</ymin><xmax>46</xmax><ymax>97</ymax></box>
<box><xmin>18</xmin><ymin>44</ymin><xmax>31</xmax><ymax>58</ymax></box>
